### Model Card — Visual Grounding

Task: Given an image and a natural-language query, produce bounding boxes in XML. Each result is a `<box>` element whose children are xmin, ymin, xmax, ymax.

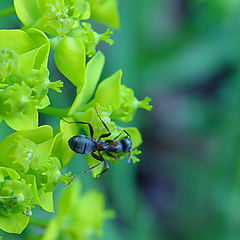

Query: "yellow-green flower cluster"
<box><xmin>0</xmin><ymin>28</ymin><xmax>62</xmax><ymax>131</ymax></box>
<box><xmin>0</xmin><ymin>126</ymin><xmax>70</xmax><ymax>234</ymax></box>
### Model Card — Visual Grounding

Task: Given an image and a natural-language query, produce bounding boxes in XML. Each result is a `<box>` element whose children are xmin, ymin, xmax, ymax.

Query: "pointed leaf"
<box><xmin>14</xmin><ymin>0</ymin><xmax>42</xmax><ymax>26</ymax></box>
<box><xmin>69</xmin><ymin>51</ymin><xmax>105</xmax><ymax>115</ymax></box>
<box><xmin>94</xmin><ymin>69</ymin><xmax>122</xmax><ymax>110</ymax></box>
<box><xmin>54</xmin><ymin>37</ymin><xmax>85</xmax><ymax>87</ymax></box>
<box><xmin>0</xmin><ymin>211</ymin><xmax>29</xmax><ymax>234</ymax></box>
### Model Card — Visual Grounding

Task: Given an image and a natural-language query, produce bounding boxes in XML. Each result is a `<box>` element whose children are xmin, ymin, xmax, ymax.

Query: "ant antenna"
<box><xmin>64</xmin><ymin>161</ymin><xmax>105</xmax><ymax>187</ymax></box>
<box><xmin>127</xmin><ymin>149</ymin><xmax>133</xmax><ymax>163</ymax></box>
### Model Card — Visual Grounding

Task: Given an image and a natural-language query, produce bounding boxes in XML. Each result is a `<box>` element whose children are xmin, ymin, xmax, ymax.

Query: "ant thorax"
<box><xmin>96</xmin><ymin>139</ymin><xmax>123</xmax><ymax>153</ymax></box>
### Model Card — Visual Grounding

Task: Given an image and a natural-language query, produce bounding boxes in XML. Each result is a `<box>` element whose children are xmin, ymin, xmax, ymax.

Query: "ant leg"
<box><xmin>94</xmin><ymin>107</ymin><xmax>112</xmax><ymax>140</ymax></box>
<box><xmin>106</xmin><ymin>152</ymin><xmax>119</xmax><ymax>159</ymax></box>
<box><xmin>91</xmin><ymin>152</ymin><xmax>104</xmax><ymax>161</ymax></box>
<box><xmin>127</xmin><ymin>149</ymin><xmax>133</xmax><ymax>163</ymax></box>
<box><xmin>96</xmin><ymin>161</ymin><xmax>109</xmax><ymax>178</ymax></box>
<box><xmin>95</xmin><ymin>151</ymin><xmax>110</xmax><ymax>177</ymax></box>
<box><xmin>61</xmin><ymin>119</ymin><xmax>94</xmax><ymax>139</ymax></box>
<box><xmin>64</xmin><ymin>161</ymin><xmax>105</xmax><ymax>186</ymax></box>
<box><xmin>113</xmin><ymin>130</ymin><xmax>131</xmax><ymax>141</ymax></box>
<box><xmin>113</xmin><ymin>132</ymin><xmax>123</xmax><ymax>141</ymax></box>
<box><xmin>123</xmin><ymin>130</ymin><xmax>131</xmax><ymax>139</ymax></box>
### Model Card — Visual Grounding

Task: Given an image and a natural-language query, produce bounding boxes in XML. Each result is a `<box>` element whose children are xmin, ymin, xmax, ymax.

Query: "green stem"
<box><xmin>0</xmin><ymin>6</ymin><xmax>15</xmax><ymax>18</ymax></box>
<box><xmin>29</xmin><ymin>217</ymin><xmax>49</xmax><ymax>228</ymax></box>
<box><xmin>39</xmin><ymin>107</ymin><xmax>69</xmax><ymax>118</ymax></box>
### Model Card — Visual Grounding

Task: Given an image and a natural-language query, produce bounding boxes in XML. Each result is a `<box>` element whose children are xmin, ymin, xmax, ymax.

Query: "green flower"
<box><xmin>88</xmin><ymin>0</ymin><xmax>120</xmax><ymax>28</ymax></box>
<box><xmin>69</xmin><ymin>22</ymin><xmax>113</xmax><ymax>57</ymax></box>
<box><xmin>69</xmin><ymin>51</ymin><xmax>152</xmax><ymax>122</ymax></box>
<box><xmin>43</xmin><ymin>182</ymin><xmax>114</xmax><ymax>240</ymax></box>
<box><xmin>111</xmin><ymin>85</ymin><xmax>152</xmax><ymax>122</ymax></box>
<box><xmin>0</xmin><ymin>28</ymin><xmax>62</xmax><ymax>131</ymax></box>
<box><xmin>0</xmin><ymin>126</ymin><xmax>71</xmax><ymax>233</ymax></box>
<box><xmin>14</xmin><ymin>0</ymin><xmax>90</xmax><ymax>36</ymax></box>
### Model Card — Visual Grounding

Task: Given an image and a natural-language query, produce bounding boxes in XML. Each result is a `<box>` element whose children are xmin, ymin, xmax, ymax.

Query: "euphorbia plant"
<box><xmin>0</xmin><ymin>0</ymin><xmax>152</xmax><ymax>237</ymax></box>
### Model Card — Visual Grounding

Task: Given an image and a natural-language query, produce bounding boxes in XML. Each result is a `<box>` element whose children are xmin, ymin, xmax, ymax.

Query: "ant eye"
<box><xmin>120</xmin><ymin>137</ymin><xmax>132</xmax><ymax>153</ymax></box>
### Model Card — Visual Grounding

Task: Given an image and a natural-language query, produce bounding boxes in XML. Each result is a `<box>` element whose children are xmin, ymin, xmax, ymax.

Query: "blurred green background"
<box><xmin>2</xmin><ymin>0</ymin><xmax>240</xmax><ymax>239</ymax></box>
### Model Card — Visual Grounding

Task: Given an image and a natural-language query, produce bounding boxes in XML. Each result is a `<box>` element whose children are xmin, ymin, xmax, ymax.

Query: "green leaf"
<box><xmin>38</xmin><ymin>188</ymin><xmax>54</xmax><ymax>212</ymax></box>
<box><xmin>60</xmin><ymin>117</ymin><xmax>80</xmax><ymax>167</ymax></box>
<box><xmin>4</xmin><ymin>108</ymin><xmax>38</xmax><ymax>131</ymax></box>
<box><xmin>82</xmin><ymin>51</ymin><xmax>105</xmax><ymax>104</ymax></box>
<box><xmin>0</xmin><ymin>30</ymin><xmax>33</xmax><ymax>54</ymax></box>
<box><xmin>16</xmin><ymin>48</ymin><xmax>40</xmax><ymax>78</ymax></box>
<box><xmin>23</xmin><ymin>174</ymin><xmax>42</xmax><ymax>206</ymax></box>
<box><xmin>0</xmin><ymin>211</ymin><xmax>29</xmax><ymax>234</ymax></box>
<box><xmin>19</xmin><ymin>125</ymin><xmax>53</xmax><ymax>144</ymax></box>
<box><xmin>37</xmin><ymin>95</ymin><xmax>50</xmax><ymax>109</ymax></box>
<box><xmin>54</xmin><ymin>37</ymin><xmax>85</xmax><ymax>87</ymax></box>
<box><xmin>0</xmin><ymin>167</ymin><xmax>20</xmax><ymax>182</ymax></box>
<box><xmin>37</xmin><ymin>137</ymin><xmax>56</xmax><ymax>169</ymax></box>
<box><xmin>26</xmin><ymin>28</ymin><xmax>50</xmax><ymax>68</ymax></box>
<box><xmin>14</xmin><ymin>0</ymin><xmax>42</xmax><ymax>26</ymax></box>
<box><xmin>90</xmin><ymin>0</ymin><xmax>120</xmax><ymax>28</ymax></box>
<box><xmin>93</xmin><ymin>69</ymin><xmax>122</xmax><ymax>110</ymax></box>
<box><xmin>69</xmin><ymin>51</ymin><xmax>105</xmax><ymax>114</ymax></box>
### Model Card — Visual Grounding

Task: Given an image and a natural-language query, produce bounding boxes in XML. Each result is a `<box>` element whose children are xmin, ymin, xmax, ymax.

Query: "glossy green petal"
<box><xmin>23</xmin><ymin>174</ymin><xmax>42</xmax><ymax>206</ymax></box>
<box><xmin>93</xmin><ymin>69</ymin><xmax>121</xmax><ymax>110</ymax></box>
<box><xmin>0</xmin><ymin>211</ymin><xmax>29</xmax><ymax>234</ymax></box>
<box><xmin>0</xmin><ymin>28</ymin><xmax>49</xmax><ymax>56</ymax></box>
<box><xmin>4</xmin><ymin>107</ymin><xmax>38</xmax><ymax>131</ymax></box>
<box><xmin>18</xmin><ymin>125</ymin><xmax>53</xmax><ymax>143</ymax></box>
<box><xmin>14</xmin><ymin>0</ymin><xmax>43</xmax><ymax>26</ymax></box>
<box><xmin>54</xmin><ymin>37</ymin><xmax>85</xmax><ymax>87</ymax></box>
<box><xmin>26</xmin><ymin>28</ymin><xmax>50</xmax><ymax>68</ymax></box>
<box><xmin>0</xmin><ymin>30</ymin><xmax>36</xmax><ymax>54</ymax></box>
<box><xmin>16</xmin><ymin>48</ymin><xmax>40</xmax><ymax>78</ymax></box>
<box><xmin>37</xmin><ymin>96</ymin><xmax>50</xmax><ymax>109</ymax></box>
<box><xmin>82</xmin><ymin>51</ymin><xmax>105</xmax><ymax>104</ymax></box>
<box><xmin>69</xmin><ymin>51</ymin><xmax>105</xmax><ymax>114</ymax></box>
<box><xmin>89</xmin><ymin>0</ymin><xmax>120</xmax><ymax>28</ymax></box>
<box><xmin>60</xmin><ymin>117</ymin><xmax>80</xmax><ymax>167</ymax></box>
<box><xmin>38</xmin><ymin>137</ymin><xmax>56</xmax><ymax>169</ymax></box>
<box><xmin>38</xmin><ymin>188</ymin><xmax>54</xmax><ymax>212</ymax></box>
<box><xmin>0</xmin><ymin>167</ymin><xmax>20</xmax><ymax>181</ymax></box>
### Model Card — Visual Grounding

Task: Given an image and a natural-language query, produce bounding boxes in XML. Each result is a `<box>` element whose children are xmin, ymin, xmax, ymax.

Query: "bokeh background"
<box><xmin>2</xmin><ymin>0</ymin><xmax>240</xmax><ymax>239</ymax></box>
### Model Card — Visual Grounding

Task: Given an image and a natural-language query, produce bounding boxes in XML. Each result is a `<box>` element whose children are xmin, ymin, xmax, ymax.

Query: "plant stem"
<box><xmin>0</xmin><ymin>6</ymin><xmax>15</xmax><ymax>18</ymax></box>
<box><xmin>39</xmin><ymin>107</ymin><xmax>69</xmax><ymax>118</ymax></box>
<box><xmin>29</xmin><ymin>217</ymin><xmax>49</xmax><ymax>228</ymax></box>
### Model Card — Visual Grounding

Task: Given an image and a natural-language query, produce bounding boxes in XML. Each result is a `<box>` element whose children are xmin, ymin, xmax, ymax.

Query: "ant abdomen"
<box><xmin>68</xmin><ymin>135</ymin><xmax>95</xmax><ymax>154</ymax></box>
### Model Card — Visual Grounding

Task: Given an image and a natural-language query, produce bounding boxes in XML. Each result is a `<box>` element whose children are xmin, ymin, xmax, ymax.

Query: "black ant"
<box><xmin>62</xmin><ymin>107</ymin><xmax>133</xmax><ymax>186</ymax></box>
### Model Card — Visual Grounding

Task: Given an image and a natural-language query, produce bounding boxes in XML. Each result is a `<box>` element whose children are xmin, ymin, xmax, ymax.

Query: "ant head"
<box><xmin>120</xmin><ymin>137</ymin><xmax>132</xmax><ymax>153</ymax></box>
